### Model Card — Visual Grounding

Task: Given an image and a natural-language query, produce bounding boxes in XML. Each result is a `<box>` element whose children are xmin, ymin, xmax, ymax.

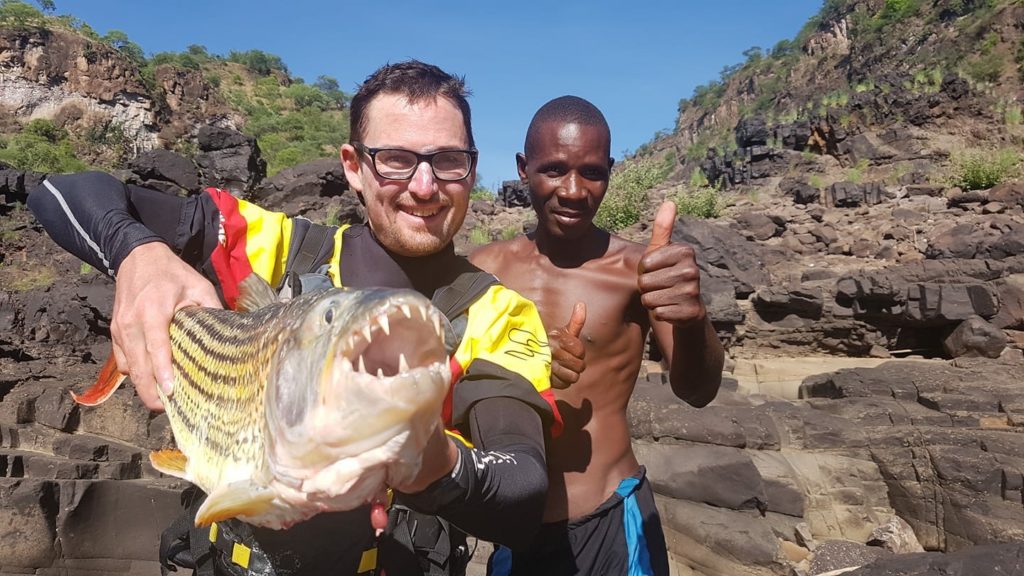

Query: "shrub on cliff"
<box><xmin>0</xmin><ymin>0</ymin><xmax>44</xmax><ymax>27</ymax></box>
<box><xmin>596</xmin><ymin>157</ymin><xmax>671</xmax><ymax>231</ymax></box>
<box><xmin>951</xmin><ymin>148</ymin><xmax>1019</xmax><ymax>191</ymax></box>
<box><xmin>673</xmin><ymin>186</ymin><xmax>724</xmax><ymax>219</ymax></box>
<box><xmin>0</xmin><ymin>119</ymin><xmax>89</xmax><ymax>173</ymax></box>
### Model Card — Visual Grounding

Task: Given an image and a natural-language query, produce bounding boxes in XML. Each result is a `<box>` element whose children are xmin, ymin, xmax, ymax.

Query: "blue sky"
<box><xmin>51</xmin><ymin>0</ymin><xmax>823</xmax><ymax>190</ymax></box>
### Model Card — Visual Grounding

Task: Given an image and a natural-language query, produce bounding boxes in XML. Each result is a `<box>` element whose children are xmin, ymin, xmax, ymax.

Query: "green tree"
<box><xmin>34</xmin><ymin>0</ymin><xmax>53</xmax><ymax>12</ymax></box>
<box><xmin>101</xmin><ymin>30</ymin><xmax>144</xmax><ymax>65</ymax></box>
<box><xmin>284</xmin><ymin>83</ymin><xmax>332</xmax><ymax>111</ymax></box>
<box><xmin>742</xmin><ymin>46</ymin><xmax>763</xmax><ymax>65</ymax></box>
<box><xmin>314</xmin><ymin>75</ymin><xmax>348</xmax><ymax>108</ymax></box>
<box><xmin>227</xmin><ymin>49</ymin><xmax>288</xmax><ymax>76</ymax></box>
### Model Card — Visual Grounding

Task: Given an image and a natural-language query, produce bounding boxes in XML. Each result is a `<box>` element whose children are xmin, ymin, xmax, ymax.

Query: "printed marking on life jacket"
<box><xmin>504</xmin><ymin>328</ymin><xmax>550</xmax><ymax>361</ymax></box>
<box><xmin>471</xmin><ymin>450</ymin><xmax>518</xmax><ymax>470</ymax></box>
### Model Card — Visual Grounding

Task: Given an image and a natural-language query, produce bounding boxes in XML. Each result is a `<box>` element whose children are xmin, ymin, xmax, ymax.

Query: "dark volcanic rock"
<box><xmin>734</xmin><ymin>211</ymin><xmax>784</xmax><ymax>241</ymax></box>
<box><xmin>636</xmin><ymin>442</ymin><xmax>767</xmax><ymax>511</ymax></box>
<box><xmin>943</xmin><ymin>315</ymin><xmax>1007</xmax><ymax>358</ymax></box>
<box><xmin>753</xmin><ymin>286</ymin><xmax>824</xmax><ymax>319</ymax></box>
<box><xmin>735</xmin><ymin>116</ymin><xmax>770</xmax><ymax>147</ymax></box>
<box><xmin>0</xmin><ymin>479</ymin><xmax>59</xmax><ymax>569</ymax></box>
<box><xmin>251</xmin><ymin>158</ymin><xmax>360</xmax><ymax>223</ymax></box>
<box><xmin>845</xmin><ymin>541</ymin><xmax>1024</xmax><ymax>575</ymax></box>
<box><xmin>195</xmin><ymin>125</ymin><xmax>268</xmax><ymax>195</ymax></box>
<box><xmin>126</xmin><ymin>149</ymin><xmax>200</xmax><ymax>194</ymax></box>
<box><xmin>673</xmin><ymin>216</ymin><xmax>774</xmax><ymax>298</ymax></box>
<box><xmin>0</xmin><ymin>164</ymin><xmax>46</xmax><ymax>209</ymax></box>
<box><xmin>825</xmin><ymin>181</ymin><xmax>887</xmax><ymax>207</ymax></box>
<box><xmin>498</xmin><ymin>179</ymin><xmax>530</xmax><ymax>208</ymax></box>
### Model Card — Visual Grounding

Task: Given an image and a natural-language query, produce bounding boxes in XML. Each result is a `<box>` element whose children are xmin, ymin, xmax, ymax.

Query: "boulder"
<box><xmin>195</xmin><ymin>125</ymin><xmax>268</xmax><ymax>195</ymax></box>
<box><xmin>498</xmin><ymin>180</ymin><xmax>530</xmax><ymax>208</ymax></box>
<box><xmin>251</xmin><ymin>158</ymin><xmax>358</xmax><ymax>223</ymax></box>
<box><xmin>126</xmin><ymin>149</ymin><xmax>200</xmax><ymax>195</ymax></box>
<box><xmin>943</xmin><ymin>316</ymin><xmax>1007</xmax><ymax>358</ymax></box>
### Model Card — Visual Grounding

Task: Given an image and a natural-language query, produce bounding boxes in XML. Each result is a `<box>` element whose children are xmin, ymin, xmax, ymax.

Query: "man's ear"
<box><xmin>516</xmin><ymin>153</ymin><xmax>529</xmax><ymax>183</ymax></box>
<box><xmin>340</xmin><ymin>144</ymin><xmax>363</xmax><ymax>193</ymax></box>
<box><xmin>608</xmin><ymin>156</ymin><xmax>615</xmax><ymax>170</ymax></box>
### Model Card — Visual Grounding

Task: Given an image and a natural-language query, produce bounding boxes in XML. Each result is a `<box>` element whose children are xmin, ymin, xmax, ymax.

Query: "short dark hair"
<box><xmin>524</xmin><ymin>95</ymin><xmax>610</xmax><ymax>157</ymax></box>
<box><xmin>349</xmin><ymin>60</ymin><xmax>474</xmax><ymax>148</ymax></box>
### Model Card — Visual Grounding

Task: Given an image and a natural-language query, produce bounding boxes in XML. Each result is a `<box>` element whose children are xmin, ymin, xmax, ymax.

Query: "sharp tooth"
<box><xmin>341</xmin><ymin>358</ymin><xmax>353</xmax><ymax>372</ymax></box>
<box><xmin>362</xmin><ymin>325</ymin><xmax>373</xmax><ymax>342</ymax></box>
<box><xmin>399</xmin><ymin>353</ymin><xmax>409</xmax><ymax>372</ymax></box>
<box><xmin>358</xmin><ymin>355</ymin><xmax>367</xmax><ymax>373</ymax></box>
<box><xmin>377</xmin><ymin>368</ymin><xmax>384</xmax><ymax>378</ymax></box>
<box><xmin>378</xmin><ymin>314</ymin><xmax>390</xmax><ymax>335</ymax></box>
<box><xmin>419</xmin><ymin>306</ymin><xmax>428</xmax><ymax>321</ymax></box>
<box><xmin>400</xmin><ymin>304</ymin><xmax>412</xmax><ymax>318</ymax></box>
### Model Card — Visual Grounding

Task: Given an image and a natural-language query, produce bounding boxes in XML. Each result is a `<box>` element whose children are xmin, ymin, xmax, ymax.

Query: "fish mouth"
<box><xmin>335</xmin><ymin>296</ymin><xmax>447</xmax><ymax>379</ymax></box>
<box><xmin>315</xmin><ymin>293</ymin><xmax>449</xmax><ymax>451</ymax></box>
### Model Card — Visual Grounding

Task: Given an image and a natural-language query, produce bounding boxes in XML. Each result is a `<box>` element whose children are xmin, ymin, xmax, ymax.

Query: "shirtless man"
<box><xmin>470</xmin><ymin>96</ymin><xmax>724</xmax><ymax>575</ymax></box>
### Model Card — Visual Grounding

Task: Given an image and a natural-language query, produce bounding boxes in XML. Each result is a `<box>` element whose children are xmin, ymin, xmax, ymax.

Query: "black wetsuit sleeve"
<box><xmin>26</xmin><ymin>171</ymin><xmax>204</xmax><ymax>276</ymax></box>
<box><xmin>397</xmin><ymin>396</ymin><xmax>547</xmax><ymax>550</ymax></box>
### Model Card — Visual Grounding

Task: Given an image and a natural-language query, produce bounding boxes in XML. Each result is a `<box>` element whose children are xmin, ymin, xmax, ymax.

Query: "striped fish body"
<box><xmin>78</xmin><ymin>276</ymin><xmax>451</xmax><ymax>530</ymax></box>
<box><xmin>163</xmin><ymin>303</ymin><xmax>286</xmax><ymax>498</ymax></box>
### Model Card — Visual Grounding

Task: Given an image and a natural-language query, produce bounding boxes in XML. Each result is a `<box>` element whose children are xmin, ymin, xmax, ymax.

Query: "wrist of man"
<box><xmin>394</xmin><ymin>440</ymin><xmax>471</xmax><ymax>514</ymax></box>
<box><xmin>111</xmin><ymin>226</ymin><xmax>168</xmax><ymax>275</ymax></box>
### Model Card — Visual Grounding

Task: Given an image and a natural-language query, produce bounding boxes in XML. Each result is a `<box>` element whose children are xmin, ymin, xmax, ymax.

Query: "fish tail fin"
<box><xmin>71</xmin><ymin>354</ymin><xmax>127</xmax><ymax>406</ymax></box>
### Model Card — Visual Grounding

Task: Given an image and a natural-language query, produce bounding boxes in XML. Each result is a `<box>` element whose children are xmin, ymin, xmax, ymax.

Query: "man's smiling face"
<box><xmin>520</xmin><ymin>120</ymin><xmax>612</xmax><ymax>240</ymax></box>
<box><xmin>341</xmin><ymin>93</ymin><xmax>473</xmax><ymax>256</ymax></box>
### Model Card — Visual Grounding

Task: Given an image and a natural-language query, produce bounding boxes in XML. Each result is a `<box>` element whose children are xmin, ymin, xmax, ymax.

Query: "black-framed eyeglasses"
<box><xmin>353</xmin><ymin>143</ymin><xmax>478</xmax><ymax>182</ymax></box>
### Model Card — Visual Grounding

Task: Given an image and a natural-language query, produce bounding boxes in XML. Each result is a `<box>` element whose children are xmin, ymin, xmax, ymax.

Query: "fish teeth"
<box><xmin>358</xmin><ymin>355</ymin><xmax>367</xmax><ymax>373</ymax></box>
<box><xmin>378</xmin><ymin>314</ymin><xmax>390</xmax><ymax>335</ymax></box>
<box><xmin>362</xmin><ymin>325</ymin><xmax>373</xmax><ymax>342</ymax></box>
<box><xmin>398</xmin><ymin>353</ymin><xmax>409</xmax><ymax>372</ymax></box>
<box><xmin>419</xmin><ymin>306</ymin><xmax>428</xmax><ymax>321</ymax></box>
<box><xmin>400</xmin><ymin>304</ymin><xmax>412</xmax><ymax>319</ymax></box>
<box><xmin>341</xmin><ymin>357</ymin><xmax>353</xmax><ymax>372</ymax></box>
<box><xmin>377</xmin><ymin>368</ymin><xmax>384</xmax><ymax>378</ymax></box>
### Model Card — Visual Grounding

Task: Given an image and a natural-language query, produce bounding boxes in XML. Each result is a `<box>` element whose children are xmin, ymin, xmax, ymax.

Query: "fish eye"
<box><xmin>324</xmin><ymin>307</ymin><xmax>335</xmax><ymax>325</ymax></box>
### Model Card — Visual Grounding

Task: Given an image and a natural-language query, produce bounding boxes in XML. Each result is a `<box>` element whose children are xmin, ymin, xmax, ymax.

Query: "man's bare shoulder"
<box><xmin>468</xmin><ymin>235</ymin><xmax>534</xmax><ymax>270</ymax></box>
<box><xmin>605</xmin><ymin>232</ymin><xmax>647</xmax><ymax>268</ymax></box>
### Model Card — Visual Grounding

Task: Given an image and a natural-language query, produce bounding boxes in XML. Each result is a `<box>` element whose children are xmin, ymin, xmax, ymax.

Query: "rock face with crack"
<box><xmin>627</xmin><ymin>355</ymin><xmax>1024</xmax><ymax>576</ymax></box>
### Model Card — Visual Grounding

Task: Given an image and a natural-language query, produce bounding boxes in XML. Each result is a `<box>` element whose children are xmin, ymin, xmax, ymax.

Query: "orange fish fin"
<box><xmin>71</xmin><ymin>354</ymin><xmax>127</xmax><ymax>406</ymax></box>
<box><xmin>149</xmin><ymin>449</ymin><xmax>189</xmax><ymax>479</ymax></box>
<box><xmin>194</xmin><ymin>482</ymin><xmax>276</xmax><ymax>526</ymax></box>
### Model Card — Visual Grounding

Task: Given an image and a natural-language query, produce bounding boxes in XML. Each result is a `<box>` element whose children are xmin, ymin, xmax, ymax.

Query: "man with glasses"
<box><xmin>28</xmin><ymin>60</ymin><xmax>559</xmax><ymax>576</ymax></box>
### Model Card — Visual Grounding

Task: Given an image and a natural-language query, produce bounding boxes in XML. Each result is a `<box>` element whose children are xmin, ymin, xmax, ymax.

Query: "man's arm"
<box><xmin>28</xmin><ymin>172</ymin><xmax>222</xmax><ymax>410</ymax></box>
<box><xmin>396</xmin><ymin>282</ymin><xmax>558</xmax><ymax>548</ymax></box>
<box><xmin>649</xmin><ymin>314</ymin><xmax>723</xmax><ymax>407</ymax></box>
<box><xmin>639</xmin><ymin>201</ymin><xmax>723</xmax><ymax>407</ymax></box>
<box><xmin>394</xmin><ymin>397</ymin><xmax>547</xmax><ymax>550</ymax></box>
<box><xmin>27</xmin><ymin>172</ymin><xmax>182</xmax><ymax>274</ymax></box>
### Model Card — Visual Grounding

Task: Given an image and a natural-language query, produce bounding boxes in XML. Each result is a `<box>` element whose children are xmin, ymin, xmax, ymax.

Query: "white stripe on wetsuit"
<box><xmin>42</xmin><ymin>179</ymin><xmax>114</xmax><ymax>276</ymax></box>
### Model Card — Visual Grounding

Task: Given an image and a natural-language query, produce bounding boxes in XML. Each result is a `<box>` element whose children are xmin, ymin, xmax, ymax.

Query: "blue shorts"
<box><xmin>489</xmin><ymin>466</ymin><xmax>669</xmax><ymax>576</ymax></box>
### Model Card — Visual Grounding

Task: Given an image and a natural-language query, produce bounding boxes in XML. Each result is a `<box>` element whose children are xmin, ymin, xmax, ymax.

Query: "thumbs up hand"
<box><xmin>548</xmin><ymin>302</ymin><xmax>587</xmax><ymax>389</ymax></box>
<box><xmin>638</xmin><ymin>201</ymin><xmax>706</xmax><ymax>327</ymax></box>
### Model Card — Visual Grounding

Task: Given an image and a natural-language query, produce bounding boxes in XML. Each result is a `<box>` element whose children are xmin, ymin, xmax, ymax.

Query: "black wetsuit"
<box><xmin>29</xmin><ymin>172</ymin><xmax>558</xmax><ymax>575</ymax></box>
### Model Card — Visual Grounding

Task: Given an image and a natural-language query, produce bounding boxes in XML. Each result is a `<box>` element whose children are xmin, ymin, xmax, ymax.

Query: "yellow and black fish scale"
<box><xmin>165</xmin><ymin>303</ymin><xmax>290</xmax><ymax>489</ymax></box>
